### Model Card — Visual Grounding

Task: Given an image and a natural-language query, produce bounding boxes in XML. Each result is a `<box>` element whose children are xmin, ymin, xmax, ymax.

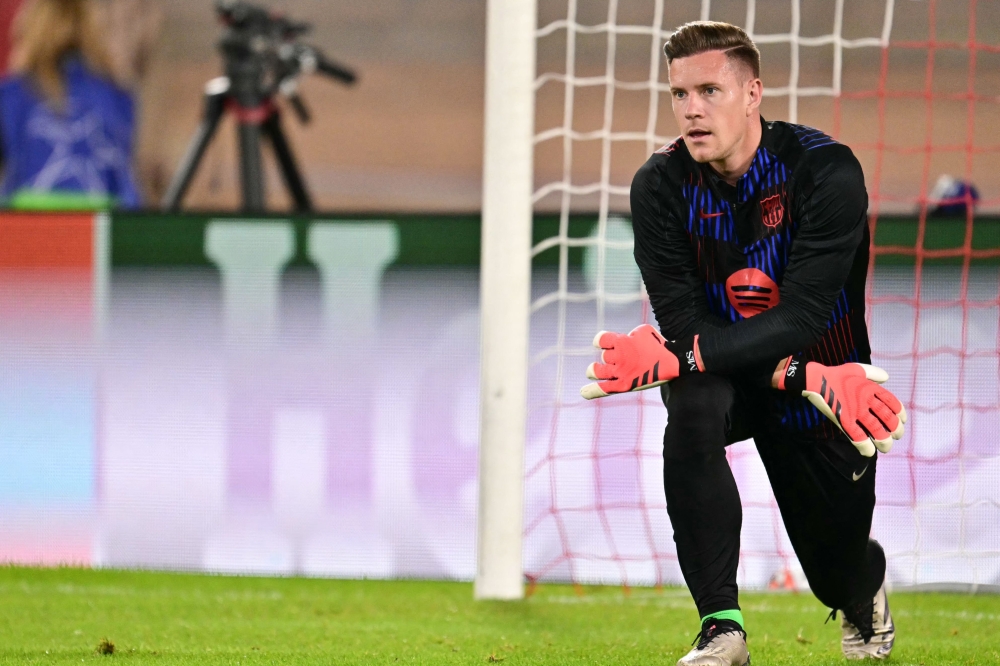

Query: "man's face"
<box><xmin>668</xmin><ymin>50</ymin><xmax>759</xmax><ymax>164</ymax></box>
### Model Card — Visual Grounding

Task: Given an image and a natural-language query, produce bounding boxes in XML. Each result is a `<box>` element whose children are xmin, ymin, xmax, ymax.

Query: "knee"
<box><xmin>805</xmin><ymin>539</ymin><xmax>886</xmax><ymax>609</ymax></box>
<box><xmin>662</xmin><ymin>373</ymin><xmax>733</xmax><ymax>461</ymax></box>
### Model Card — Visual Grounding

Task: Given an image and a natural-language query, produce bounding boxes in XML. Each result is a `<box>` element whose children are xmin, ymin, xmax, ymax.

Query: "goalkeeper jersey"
<box><xmin>631</xmin><ymin>118</ymin><xmax>871</xmax><ymax>433</ymax></box>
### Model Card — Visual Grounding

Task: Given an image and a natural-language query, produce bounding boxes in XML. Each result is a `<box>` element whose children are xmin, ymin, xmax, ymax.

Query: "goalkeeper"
<box><xmin>581</xmin><ymin>21</ymin><xmax>907</xmax><ymax>665</ymax></box>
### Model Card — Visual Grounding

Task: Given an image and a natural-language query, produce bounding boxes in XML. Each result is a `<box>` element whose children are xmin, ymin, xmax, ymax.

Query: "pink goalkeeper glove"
<box><xmin>777</xmin><ymin>357</ymin><xmax>907</xmax><ymax>457</ymax></box>
<box><xmin>580</xmin><ymin>324</ymin><xmax>702</xmax><ymax>400</ymax></box>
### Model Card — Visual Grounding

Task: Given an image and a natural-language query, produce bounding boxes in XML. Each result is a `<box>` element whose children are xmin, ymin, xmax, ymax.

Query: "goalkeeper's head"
<box><xmin>663</xmin><ymin>22</ymin><xmax>763</xmax><ymax>181</ymax></box>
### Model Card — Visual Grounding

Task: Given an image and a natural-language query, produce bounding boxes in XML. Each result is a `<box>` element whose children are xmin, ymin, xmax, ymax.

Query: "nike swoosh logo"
<box><xmin>853</xmin><ymin>466</ymin><xmax>869</xmax><ymax>482</ymax></box>
<box><xmin>699</xmin><ymin>211</ymin><xmax>725</xmax><ymax>219</ymax></box>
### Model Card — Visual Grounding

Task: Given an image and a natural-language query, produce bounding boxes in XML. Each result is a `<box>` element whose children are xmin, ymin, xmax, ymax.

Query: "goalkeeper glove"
<box><xmin>580</xmin><ymin>324</ymin><xmax>702</xmax><ymax>400</ymax></box>
<box><xmin>776</xmin><ymin>357</ymin><xmax>907</xmax><ymax>457</ymax></box>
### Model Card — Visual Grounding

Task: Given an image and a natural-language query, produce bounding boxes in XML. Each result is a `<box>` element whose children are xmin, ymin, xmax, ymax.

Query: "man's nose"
<box><xmin>684</xmin><ymin>97</ymin><xmax>705</xmax><ymax>119</ymax></box>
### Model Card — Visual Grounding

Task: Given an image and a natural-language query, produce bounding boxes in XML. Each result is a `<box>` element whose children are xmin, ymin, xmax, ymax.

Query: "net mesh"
<box><xmin>525</xmin><ymin>0</ymin><xmax>1000</xmax><ymax>590</ymax></box>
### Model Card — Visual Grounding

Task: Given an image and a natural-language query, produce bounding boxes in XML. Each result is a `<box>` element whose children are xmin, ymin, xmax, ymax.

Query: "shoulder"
<box><xmin>632</xmin><ymin>137</ymin><xmax>691</xmax><ymax>196</ymax></box>
<box><xmin>0</xmin><ymin>74</ymin><xmax>35</xmax><ymax>101</ymax></box>
<box><xmin>767</xmin><ymin>120</ymin><xmax>864</xmax><ymax>190</ymax></box>
<box><xmin>0</xmin><ymin>75</ymin><xmax>43</xmax><ymax>126</ymax></box>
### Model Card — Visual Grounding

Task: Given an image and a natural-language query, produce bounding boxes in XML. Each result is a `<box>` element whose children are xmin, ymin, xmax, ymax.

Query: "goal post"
<box><xmin>475</xmin><ymin>0</ymin><xmax>537</xmax><ymax>600</ymax></box>
<box><xmin>480</xmin><ymin>0</ymin><xmax>1000</xmax><ymax>595</ymax></box>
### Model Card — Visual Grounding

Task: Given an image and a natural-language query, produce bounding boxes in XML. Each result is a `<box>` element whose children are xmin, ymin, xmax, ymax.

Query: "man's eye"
<box><xmin>705</xmin><ymin>87</ymin><xmax>717</xmax><ymax>94</ymax></box>
<box><xmin>675</xmin><ymin>91</ymin><xmax>686</xmax><ymax>99</ymax></box>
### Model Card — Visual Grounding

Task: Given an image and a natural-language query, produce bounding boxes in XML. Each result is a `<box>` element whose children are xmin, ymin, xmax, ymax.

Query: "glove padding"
<box><xmin>580</xmin><ymin>324</ymin><xmax>698</xmax><ymax>400</ymax></box>
<box><xmin>781</xmin><ymin>359</ymin><xmax>907</xmax><ymax>457</ymax></box>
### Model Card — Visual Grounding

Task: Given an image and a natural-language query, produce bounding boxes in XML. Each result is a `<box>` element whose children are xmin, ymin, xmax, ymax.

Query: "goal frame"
<box><xmin>476</xmin><ymin>0</ymin><xmax>927</xmax><ymax>599</ymax></box>
<box><xmin>476</xmin><ymin>0</ymin><xmax>537</xmax><ymax>600</ymax></box>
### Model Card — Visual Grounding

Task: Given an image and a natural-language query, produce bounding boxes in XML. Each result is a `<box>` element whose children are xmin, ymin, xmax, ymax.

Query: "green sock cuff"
<box><xmin>701</xmin><ymin>609</ymin><xmax>745</xmax><ymax>630</ymax></box>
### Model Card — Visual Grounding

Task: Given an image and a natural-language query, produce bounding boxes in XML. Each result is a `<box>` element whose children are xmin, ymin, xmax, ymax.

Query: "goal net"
<box><xmin>522</xmin><ymin>0</ymin><xmax>1000</xmax><ymax>591</ymax></box>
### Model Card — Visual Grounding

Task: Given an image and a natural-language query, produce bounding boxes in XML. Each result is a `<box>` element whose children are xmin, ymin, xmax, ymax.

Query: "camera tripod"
<box><xmin>163</xmin><ymin>77</ymin><xmax>309</xmax><ymax>212</ymax></box>
<box><xmin>162</xmin><ymin>1</ymin><xmax>355</xmax><ymax>212</ymax></box>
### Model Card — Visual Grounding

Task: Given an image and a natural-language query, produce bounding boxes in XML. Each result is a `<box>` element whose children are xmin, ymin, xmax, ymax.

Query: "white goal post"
<box><xmin>476</xmin><ymin>0</ymin><xmax>537</xmax><ymax>600</ymax></box>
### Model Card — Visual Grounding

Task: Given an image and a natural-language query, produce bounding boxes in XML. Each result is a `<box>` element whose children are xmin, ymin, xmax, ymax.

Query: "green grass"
<box><xmin>0</xmin><ymin>567</ymin><xmax>998</xmax><ymax>665</ymax></box>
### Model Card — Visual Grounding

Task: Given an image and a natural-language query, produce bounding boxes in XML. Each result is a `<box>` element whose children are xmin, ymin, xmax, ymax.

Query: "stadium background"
<box><xmin>3</xmin><ymin>0</ymin><xmax>997</xmax><ymax>213</ymax></box>
<box><xmin>0</xmin><ymin>0</ymin><xmax>998</xmax><ymax>594</ymax></box>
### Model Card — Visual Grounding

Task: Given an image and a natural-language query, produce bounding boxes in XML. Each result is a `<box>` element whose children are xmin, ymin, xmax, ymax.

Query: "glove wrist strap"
<box><xmin>665</xmin><ymin>335</ymin><xmax>703</xmax><ymax>376</ymax></box>
<box><xmin>778</xmin><ymin>354</ymin><xmax>807</xmax><ymax>394</ymax></box>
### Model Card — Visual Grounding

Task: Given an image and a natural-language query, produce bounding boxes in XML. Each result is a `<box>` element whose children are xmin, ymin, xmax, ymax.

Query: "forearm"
<box><xmin>697</xmin><ymin>295</ymin><xmax>830</xmax><ymax>373</ymax></box>
<box><xmin>643</xmin><ymin>268</ymin><xmax>732</xmax><ymax>339</ymax></box>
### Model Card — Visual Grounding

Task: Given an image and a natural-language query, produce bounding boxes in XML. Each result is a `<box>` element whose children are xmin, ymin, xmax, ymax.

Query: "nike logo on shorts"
<box><xmin>700</xmin><ymin>211</ymin><xmax>725</xmax><ymax>219</ymax></box>
<box><xmin>853</xmin><ymin>465</ymin><xmax>868</xmax><ymax>482</ymax></box>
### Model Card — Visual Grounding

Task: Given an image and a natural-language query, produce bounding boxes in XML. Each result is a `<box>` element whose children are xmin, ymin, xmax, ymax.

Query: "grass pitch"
<box><xmin>0</xmin><ymin>566</ymin><xmax>998</xmax><ymax>665</ymax></box>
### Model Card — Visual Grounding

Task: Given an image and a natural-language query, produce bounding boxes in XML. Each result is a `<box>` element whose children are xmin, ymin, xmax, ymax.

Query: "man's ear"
<box><xmin>746</xmin><ymin>78</ymin><xmax>763</xmax><ymax>116</ymax></box>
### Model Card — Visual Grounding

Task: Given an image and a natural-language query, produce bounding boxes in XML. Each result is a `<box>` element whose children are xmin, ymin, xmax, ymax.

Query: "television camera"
<box><xmin>163</xmin><ymin>0</ymin><xmax>357</xmax><ymax>212</ymax></box>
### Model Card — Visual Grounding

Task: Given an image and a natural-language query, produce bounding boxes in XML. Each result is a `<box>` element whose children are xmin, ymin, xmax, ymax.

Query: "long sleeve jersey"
<box><xmin>631</xmin><ymin>118</ymin><xmax>872</xmax><ymax>433</ymax></box>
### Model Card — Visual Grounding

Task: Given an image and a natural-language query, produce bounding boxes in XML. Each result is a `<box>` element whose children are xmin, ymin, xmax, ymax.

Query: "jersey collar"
<box><xmin>735</xmin><ymin>118</ymin><xmax>780</xmax><ymax>204</ymax></box>
<box><xmin>701</xmin><ymin>117</ymin><xmax>776</xmax><ymax>205</ymax></box>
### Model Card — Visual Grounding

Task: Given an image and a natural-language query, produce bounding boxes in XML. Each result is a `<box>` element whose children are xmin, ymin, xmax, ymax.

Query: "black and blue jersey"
<box><xmin>631</xmin><ymin>118</ymin><xmax>871</xmax><ymax>434</ymax></box>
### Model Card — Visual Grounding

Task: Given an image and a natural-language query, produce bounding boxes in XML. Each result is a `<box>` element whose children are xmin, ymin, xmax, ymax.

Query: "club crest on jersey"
<box><xmin>760</xmin><ymin>194</ymin><xmax>784</xmax><ymax>228</ymax></box>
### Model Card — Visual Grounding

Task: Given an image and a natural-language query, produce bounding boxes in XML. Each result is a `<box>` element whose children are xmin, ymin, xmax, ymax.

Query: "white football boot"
<box><xmin>839</xmin><ymin>581</ymin><xmax>895</xmax><ymax>660</ymax></box>
<box><xmin>676</xmin><ymin>618</ymin><xmax>750</xmax><ymax>666</ymax></box>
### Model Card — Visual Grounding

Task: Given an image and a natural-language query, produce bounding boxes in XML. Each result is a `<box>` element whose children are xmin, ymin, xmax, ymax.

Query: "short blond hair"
<box><xmin>663</xmin><ymin>21</ymin><xmax>760</xmax><ymax>79</ymax></box>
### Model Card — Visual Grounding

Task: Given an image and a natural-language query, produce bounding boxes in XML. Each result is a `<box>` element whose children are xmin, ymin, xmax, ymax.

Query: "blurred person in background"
<box><xmin>0</xmin><ymin>0</ymin><xmax>141</xmax><ymax>209</ymax></box>
<box><xmin>929</xmin><ymin>174</ymin><xmax>980</xmax><ymax>217</ymax></box>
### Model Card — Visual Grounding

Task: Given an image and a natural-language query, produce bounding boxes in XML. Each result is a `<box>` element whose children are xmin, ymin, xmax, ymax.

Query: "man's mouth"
<box><xmin>687</xmin><ymin>129</ymin><xmax>711</xmax><ymax>140</ymax></box>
